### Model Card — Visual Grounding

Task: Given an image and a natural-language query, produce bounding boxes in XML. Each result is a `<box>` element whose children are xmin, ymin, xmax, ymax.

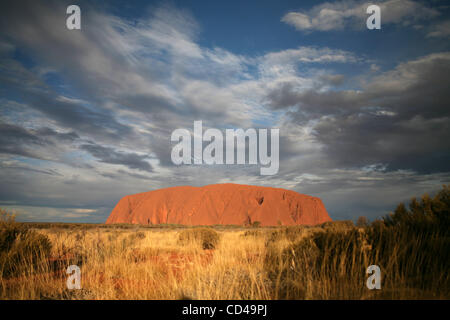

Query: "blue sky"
<box><xmin>0</xmin><ymin>0</ymin><xmax>449</xmax><ymax>223</ymax></box>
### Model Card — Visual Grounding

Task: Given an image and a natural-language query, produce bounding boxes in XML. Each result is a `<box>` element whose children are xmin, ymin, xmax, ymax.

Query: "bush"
<box><xmin>0</xmin><ymin>210</ymin><xmax>52</xmax><ymax>278</ymax></box>
<box><xmin>264</xmin><ymin>186</ymin><xmax>450</xmax><ymax>299</ymax></box>
<box><xmin>1</xmin><ymin>209</ymin><xmax>24</xmax><ymax>253</ymax></box>
<box><xmin>252</xmin><ymin>221</ymin><xmax>261</xmax><ymax>228</ymax></box>
<box><xmin>127</xmin><ymin>231</ymin><xmax>146</xmax><ymax>242</ymax></box>
<box><xmin>241</xmin><ymin>230</ymin><xmax>263</xmax><ymax>238</ymax></box>
<box><xmin>0</xmin><ymin>222</ymin><xmax>24</xmax><ymax>253</ymax></box>
<box><xmin>384</xmin><ymin>185</ymin><xmax>450</xmax><ymax>234</ymax></box>
<box><xmin>265</xmin><ymin>225</ymin><xmax>307</xmax><ymax>246</ymax></box>
<box><xmin>356</xmin><ymin>216</ymin><xmax>369</xmax><ymax>227</ymax></box>
<box><xmin>177</xmin><ymin>228</ymin><xmax>220</xmax><ymax>250</ymax></box>
<box><xmin>319</xmin><ymin>220</ymin><xmax>354</xmax><ymax>231</ymax></box>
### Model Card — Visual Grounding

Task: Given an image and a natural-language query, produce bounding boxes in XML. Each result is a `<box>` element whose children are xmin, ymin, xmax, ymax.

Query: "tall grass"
<box><xmin>264</xmin><ymin>185</ymin><xmax>450</xmax><ymax>299</ymax></box>
<box><xmin>0</xmin><ymin>210</ymin><xmax>52</xmax><ymax>279</ymax></box>
<box><xmin>0</xmin><ymin>186</ymin><xmax>448</xmax><ymax>299</ymax></box>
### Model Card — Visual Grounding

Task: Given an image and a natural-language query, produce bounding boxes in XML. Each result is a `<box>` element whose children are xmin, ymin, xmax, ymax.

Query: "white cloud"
<box><xmin>262</xmin><ymin>47</ymin><xmax>360</xmax><ymax>65</ymax></box>
<box><xmin>282</xmin><ymin>0</ymin><xmax>439</xmax><ymax>32</ymax></box>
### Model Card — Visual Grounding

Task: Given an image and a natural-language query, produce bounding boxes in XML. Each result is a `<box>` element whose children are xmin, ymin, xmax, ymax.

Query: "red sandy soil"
<box><xmin>106</xmin><ymin>183</ymin><xmax>331</xmax><ymax>226</ymax></box>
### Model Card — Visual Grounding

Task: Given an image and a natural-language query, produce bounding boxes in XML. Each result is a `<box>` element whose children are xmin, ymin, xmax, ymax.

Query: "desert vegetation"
<box><xmin>0</xmin><ymin>186</ymin><xmax>448</xmax><ymax>299</ymax></box>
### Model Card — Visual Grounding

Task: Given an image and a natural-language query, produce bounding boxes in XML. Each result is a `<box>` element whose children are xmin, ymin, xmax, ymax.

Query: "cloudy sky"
<box><xmin>0</xmin><ymin>0</ymin><xmax>449</xmax><ymax>223</ymax></box>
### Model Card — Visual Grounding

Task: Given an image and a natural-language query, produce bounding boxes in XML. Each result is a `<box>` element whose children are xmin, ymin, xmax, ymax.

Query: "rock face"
<box><xmin>106</xmin><ymin>183</ymin><xmax>331</xmax><ymax>226</ymax></box>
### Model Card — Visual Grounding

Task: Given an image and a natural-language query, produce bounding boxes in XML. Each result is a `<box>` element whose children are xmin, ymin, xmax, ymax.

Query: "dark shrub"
<box><xmin>252</xmin><ymin>221</ymin><xmax>261</xmax><ymax>228</ymax></box>
<box><xmin>0</xmin><ymin>210</ymin><xmax>52</xmax><ymax>278</ymax></box>
<box><xmin>242</xmin><ymin>230</ymin><xmax>263</xmax><ymax>238</ymax></box>
<box><xmin>356</xmin><ymin>216</ymin><xmax>369</xmax><ymax>227</ymax></box>
<box><xmin>264</xmin><ymin>185</ymin><xmax>450</xmax><ymax>299</ymax></box>
<box><xmin>178</xmin><ymin>228</ymin><xmax>220</xmax><ymax>249</ymax></box>
<box><xmin>265</xmin><ymin>229</ymin><xmax>368</xmax><ymax>299</ymax></box>
<box><xmin>320</xmin><ymin>220</ymin><xmax>354</xmax><ymax>231</ymax></box>
<box><xmin>265</xmin><ymin>225</ymin><xmax>307</xmax><ymax>246</ymax></box>
<box><xmin>127</xmin><ymin>231</ymin><xmax>146</xmax><ymax>242</ymax></box>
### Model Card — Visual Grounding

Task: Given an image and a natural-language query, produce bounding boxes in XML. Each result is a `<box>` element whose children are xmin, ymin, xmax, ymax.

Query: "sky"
<box><xmin>0</xmin><ymin>0</ymin><xmax>449</xmax><ymax>223</ymax></box>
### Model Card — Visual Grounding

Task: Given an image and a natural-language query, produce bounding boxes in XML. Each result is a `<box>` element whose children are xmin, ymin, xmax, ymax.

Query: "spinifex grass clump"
<box><xmin>319</xmin><ymin>220</ymin><xmax>354</xmax><ymax>231</ymax></box>
<box><xmin>265</xmin><ymin>225</ymin><xmax>308</xmax><ymax>246</ymax></box>
<box><xmin>178</xmin><ymin>228</ymin><xmax>220</xmax><ymax>249</ymax></box>
<box><xmin>241</xmin><ymin>230</ymin><xmax>264</xmax><ymax>238</ymax></box>
<box><xmin>0</xmin><ymin>210</ymin><xmax>52</xmax><ymax>278</ymax></box>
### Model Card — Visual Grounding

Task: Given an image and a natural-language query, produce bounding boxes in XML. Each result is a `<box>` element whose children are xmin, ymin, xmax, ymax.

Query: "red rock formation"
<box><xmin>106</xmin><ymin>183</ymin><xmax>331</xmax><ymax>226</ymax></box>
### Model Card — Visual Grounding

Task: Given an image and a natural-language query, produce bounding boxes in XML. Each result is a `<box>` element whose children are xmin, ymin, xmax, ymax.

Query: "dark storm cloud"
<box><xmin>314</xmin><ymin>113</ymin><xmax>450</xmax><ymax>173</ymax></box>
<box><xmin>35</xmin><ymin>127</ymin><xmax>80</xmax><ymax>142</ymax></box>
<box><xmin>0</xmin><ymin>57</ymin><xmax>135</xmax><ymax>143</ymax></box>
<box><xmin>0</xmin><ymin>122</ymin><xmax>45</xmax><ymax>158</ymax></box>
<box><xmin>117</xmin><ymin>169</ymin><xmax>152</xmax><ymax>180</ymax></box>
<box><xmin>80</xmin><ymin>143</ymin><xmax>153</xmax><ymax>173</ymax></box>
<box><xmin>318</xmin><ymin>74</ymin><xmax>346</xmax><ymax>86</ymax></box>
<box><xmin>0</xmin><ymin>121</ymin><xmax>80</xmax><ymax>159</ymax></box>
<box><xmin>268</xmin><ymin>52</ymin><xmax>450</xmax><ymax>174</ymax></box>
<box><xmin>0</xmin><ymin>165</ymin><xmax>62</xmax><ymax>177</ymax></box>
<box><xmin>268</xmin><ymin>84</ymin><xmax>365</xmax><ymax>115</ymax></box>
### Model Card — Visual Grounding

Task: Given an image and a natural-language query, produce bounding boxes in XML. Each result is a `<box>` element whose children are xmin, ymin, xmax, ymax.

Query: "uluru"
<box><xmin>106</xmin><ymin>183</ymin><xmax>331</xmax><ymax>226</ymax></box>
